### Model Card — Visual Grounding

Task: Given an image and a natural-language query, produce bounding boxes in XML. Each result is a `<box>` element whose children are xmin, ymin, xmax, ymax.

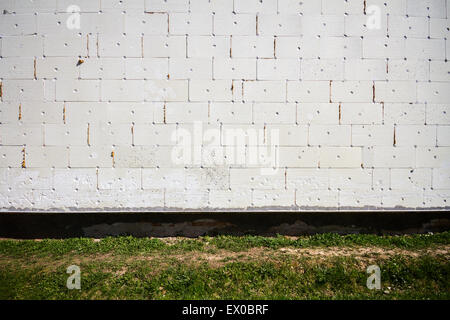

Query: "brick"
<box><xmin>384</xmin><ymin>103</ymin><xmax>426</xmax><ymax>125</ymax></box>
<box><xmin>145</xmin><ymin>80</ymin><xmax>189</xmax><ymax>102</ymax></box>
<box><xmin>298</xmin><ymin>103</ymin><xmax>339</xmax><ymax>124</ymax></box>
<box><xmin>352</xmin><ymin>125</ymin><xmax>394</xmax><ymax>146</ymax></box>
<box><xmin>133</xmin><ymin>124</ymin><xmax>177</xmax><ymax>146</ymax></box>
<box><xmin>252</xmin><ymin>189</ymin><xmax>295</xmax><ymax>207</ymax></box>
<box><xmin>214</xmin><ymin>13</ymin><xmax>256</xmax><ymax>36</ymax></box>
<box><xmin>386</xmin><ymin>59</ymin><xmax>429</xmax><ymax>81</ymax></box>
<box><xmin>340</xmin><ymin>103</ymin><xmax>383</xmax><ymax>125</ymax></box>
<box><xmin>189</xmin><ymin>80</ymin><xmax>232</xmax><ymax>102</ymax></box>
<box><xmin>433</xmin><ymin>167</ymin><xmax>450</xmax><ymax>189</ymax></box>
<box><xmin>164</xmin><ymin>102</ymin><xmax>209</xmax><ymax>123</ymax></box>
<box><xmin>43</xmin><ymin>34</ymin><xmax>86</xmax><ymax>57</ymax></box>
<box><xmin>309</xmin><ymin>125</ymin><xmax>351</xmax><ymax>146</ymax></box>
<box><xmin>417</xmin><ymin>82</ymin><xmax>450</xmax><ymax>104</ymax></box>
<box><xmin>243</xmin><ymin>81</ymin><xmax>285</xmax><ymax>102</ymax></box>
<box><xmin>329</xmin><ymin>169</ymin><xmax>372</xmax><ymax>190</ymax></box>
<box><xmin>2</xmin><ymin>80</ymin><xmax>45</xmax><ymax>101</ymax></box>
<box><xmin>266</xmin><ymin>124</ymin><xmax>308</xmax><ymax>146</ymax></box>
<box><xmin>253</xmin><ymin>103</ymin><xmax>296</xmax><ymax>124</ymax></box>
<box><xmin>69</xmin><ymin>146</ymin><xmax>112</xmax><ymax>168</ymax></box>
<box><xmin>214</xmin><ymin>58</ymin><xmax>256</xmax><ymax>80</ymax></box>
<box><xmin>0</xmin><ymin>57</ymin><xmax>35</xmax><ymax>79</ymax></box>
<box><xmin>286</xmin><ymin>168</ymin><xmax>328</xmax><ymax>190</ymax></box>
<box><xmin>36</xmin><ymin>57</ymin><xmax>80</xmax><ymax>80</ymax></box>
<box><xmin>301</xmin><ymin>59</ymin><xmax>344</xmax><ymax>81</ymax></box>
<box><xmin>374</xmin><ymin>81</ymin><xmax>416</xmax><ymax>103</ymax></box>
<box><xmin>280</xmin><ymin>0</ymin><xmax>322</xmax><ymax>14</ymax></box>
<box><xmin>258</xmin><ymin>14</ymin><xmax>302</xmax><ymax>36</ymax></box>
<box><xmin>98</xmin><ymin>35</ymin><xmax>142</xmax><ymax>58</ymax></box>
<box><xmin>89</xmin><ymin>123</ymin><xmax>132</xmax><ymax>146</ymax></box>
<box><xmin>230</xmin><ymin>168</ymin><xmax>284</xmax><ymax>189</ymax></box>
<box><xmin>143</xmin><ymin>35</ymin><xmax>186</xmax><ymax>58</ymax></box>
<box><xmin>430</xmin><ymin>61</ymin><xmax>450</xmax><ymax>81</ymax></box>
<box><xmin>0</xmin><ymin>123</ymin><xmax>43</xmax><ymax>146</ymax></box>
<box><xmin>125</xmin><ymin>58</ymin><xmax>168</xmax><ymax>80</ymax></box>
<box><xmin>209</xmin><ymin>102</ymin><xmax>252</xmax><ymax>124</ymax></box>
<box><xmin>331</xmin><ymin>81</ymin><xmax>373</xmax><ymax>103</ymax></box>
<box><xmin>231</xmin><ymin>36</ymin><xmax>274</xmax><ymax>58</ymax></box>
<box><xmin>98</xmin><ymin>168</ymin><xmax>141</xmax><ymax>190</ymax></box>
<box><xmin>1</xmin><ymin>36</ymin><xmax>43</xmax><ymax>57</ymax></box>
<box><xmin>395</xmin><ymin>125</ymin><xmax>437</xmax><ymax>146</ymax></box>
<box><xmin>364</xmin><ymin>146</ymin><xmax>415</xmax><ymax>168</ymax></box>
<box><xmin>44</xmin><ymin>124</ymin><xmax>88</xmax><ymax>146</ymax></box>
<box><xmin>319</xmin><ymin>147</ymin><xmax>362</xmax><ymax>168</ymax></box>
<box><xmin>169</xmin><ymin>58</ymin><xmax>212</xmax><ymax>79</ymax></box>
<box><xmin>388</xmin><ymin>16</ymin><xmax>428</xmax><ymax>38</ymax></box>
<box><xmin>55</xmin><ymin>80</ymin><xmax>100</xmax><ymax>101</ymax></box>
<box><xmin>170</xmin><ymin>13</ymin><xmax>213</xmax><ymax>35</ymax></box>
<box><xmin>302</xmin><ymin>15</ymin><xmax>345</xmax><ymax>36</ymax></box>
<box><xmin>362</xmin><ymin>37</ymin><xmax>405</xmax><ymax>59</ymax></box>
<box><xmin>406</xmin><ymin>0</ymin><xmax>446</xmax><ymax>18</ymax></box>
<box><xmin>344</xmin><ymin>59</ymin><xmax>386</xmax><ymax>81</ymax></box>
<box><xmin>258</xmin><ymin>59</ymin><xmax>300</xmax><ymax>80</ymax></box>
<box><xmin>287</xmin><ymin>81</ymin><xmax>330</xmax><ymax>103</ymax></box>
<box><xmin>78</xmin><ymin>58</ymin><xmax>126</xmax><ymax>80</ymax></box>
<box><xmin>234</xmin><ymin>0</ymin><xmax>277</xmax><ymax>13</ymax></box>
<box><xmin>405</xmin><ymin>39</ymin><xmax>446</xmax><ymax>60</ymax></box>
<box><xmin>391</xmin><ymin>168</ymin><xmax>432</xmax><ymax>190</ymax></box>
<box><xmin>278</xmin><ymin>147</ymin><xmax>319</xmax><ymax>167</ymax></box>
<box><xmin>187</xmin><ymin>36</ymin><xmax>230</xmax><ymax>58</ymax></box>
<box><xmin>0</xmin><ymin>146</ymin><xmax>23</xmax><ymax>168</ymax></box>
<box><xmin>437</xmin><ymin>125</ymin><xmax>450</xmax><ymax>146</ymax></box>
<box><xmin>189</xmin><ymin>0</ymin><xmax>233</xmax><ymax>14</ymax></box>
<box><xmin>26</xmin><ymin>146</ymin><xmax>68</xmax><ymax>168</ymax></box>
<box><xmin>416</xmin><ymin>147</ymin><xmax>450</xmax><ymax>167</ymax></box>
<box><xmin>296</xmin><ymin>189</ymin><xmax>339</xmax><ymax>207</ymax></box>
<box><xmin>426</xmin><ymin>104</ymin><xmax>450</xmax><ymax>124</ymax></box>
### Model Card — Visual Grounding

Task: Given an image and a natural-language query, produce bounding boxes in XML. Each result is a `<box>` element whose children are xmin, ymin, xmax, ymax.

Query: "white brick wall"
<box><xmin>0</xmin><ymin>0</ymin><xmax>449</xmax><ymax>212</ymax></box>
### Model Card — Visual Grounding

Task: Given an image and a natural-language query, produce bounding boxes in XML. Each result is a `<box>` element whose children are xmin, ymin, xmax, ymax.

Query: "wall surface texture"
<box><xmin>0</xmin><ymin>0</ymin><xmax>450</xmax><ymax>212</ymax></box>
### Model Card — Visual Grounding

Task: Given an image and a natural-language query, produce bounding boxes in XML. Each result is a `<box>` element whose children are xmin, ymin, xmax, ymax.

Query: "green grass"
<box><xmin>0</xmin><ymin>232</ymin><xmax>449</xmax><ymax>300</ymax></box>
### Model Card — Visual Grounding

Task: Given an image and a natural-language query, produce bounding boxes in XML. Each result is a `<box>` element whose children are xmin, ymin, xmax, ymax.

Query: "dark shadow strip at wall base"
<box><xmin>0</xmin><ymin>211</ymin><xmax>449</xmax><ymax>239</ymax></box>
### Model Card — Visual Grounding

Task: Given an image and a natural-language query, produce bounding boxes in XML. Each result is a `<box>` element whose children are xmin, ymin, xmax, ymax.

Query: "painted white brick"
<box><xmin>331</xmin><ymin>81</ymin><xmax>373</xmax><ymax>103</ymax></box>
<box><xmin>1</xmin><ymin>36</ymin><xmax>43</xmax><ymax>57</ymax></box>
<box><xmin>405</xmin><ymin>39</ymin><xmax>446</xmax><ymax>60</ymax></box>
<box><xmin>322</xmin><ymin>0</ymin><xmax>363</xmax><ymax>15</ymax></box>
<box><xmin>169</xmin><ymin>58</ymin><xmax>212</xmax><ymax>79</ymax></box>
<box><xmin>231</xmin><ymin>36</ymin><xmax>274</xmax><ymax>58</ymax></box>
<box><xmin>125</xmin><ymin>58</ymin><xmax>168</xmax><ymax>80</ymax></box>
<box><xmin>387</xmin><ymin>59</ymin><xmax>429</xmax><ymax>81</ymax></box>
<box><xmin>286</xmin><ymin>168</ymin><xmax>328</xmax><ymax>190</ymax></box>
<box><xmin>0</xmin><ymin>57</ymin><xmax>35</xmax><ymax>79</ymax></box>
<box><xmin>55</xmin><ymin>80</ymin><xmax>100</xmax><ymax>101</ymax></box>
<box><xmin>430</xmin><ymin>18</ymin><xmax>449</xmax><ymax>39</ymax></box>
<box><xmin>309</xmin><ymin>125</ymin><xmax>352</xmax><ymax>146</ymax></box>
<box><xmin>252</xmin><ymin>189</ymin><xmax>295</xmax><ymax>207</ymax></box>
<box><xmin>416</xmin><ymin>147</ymin><xmax>450</xmax><ymax>168</ymax></box>
<box><xmin>0</xmin><ymin>146</ymin><xmax>23</xmax><ymax>168</ymax></box>
<box><xmin>145</xmin><ymin>80</ymin><xmax>189</xmax><ymax>102</ymax></box>
<box><xmin>164</xmin><ymin>102</ymin><xmax>209</xmax><ymax>123</ymax></box>
<box><xmin>384</xmin><ymin>103</ymin><xmax>426</xmax><ymax>125</ymax></box>
<box><xmin>243</xmin><ymin>81</ymin><xmax>286</xmax><ymax>102</ymax></box>
<box><xmin>417</xmin><ymin>82</ymin><xmax>450</xmax><ymax>104</ymax></box>
<box><xmin>2</xmin><ymin>80</ymin><xmax>45</xmax><ymax>101</ymax></box>
<box><xmin>258</xmin><ymin>14</ymin><xmax>302</xmax><ymax>36</ymax></box>
<box><xmin>189</xmin><ymin>0</ymin><xmax>233</xmax><ymax>14</ymax></box>
<box><xmin>69</xmin><ymin>146</ymin><xmax>112</xmax><ymax>168</ymax></box>
<box><xmin>287</xmin><ymin>81</ymin><xmax>330</xmax><ymax>103</ymax></box>
<box><xmin>374</xmin><ymin>81</ymin><xmax>416</xmax><ymax>103</ymax></box>
<box><xmin>170</xmin><ymin>13</ymin><xmax>213</xmax><ymax>35</ymax></box>
<box><xmin>278</xmin><ymin>147</ymin><xmax>320</xmax><ymax>167</ymax></box>
<box><xmin>36</xmin><ymin>57</ymin><xmax>80</xmax><ymax>80</ymax></box>
<box><xmin>296</xmin><ymin>189</ymin><xmax>339</xmax><ymax>208</ymax></box>
<box><xmin>214</xmin><ymin>58</ymin><xmax>256</xmax><ymax>80</ymax></box>
<box><xmin>340</xmin><ymin>103</ymin><xmax>383</xmax><ymax>125</ymax></box>
<box><xmin>406</xmin><ymin>0</ymin><xmax>446</xmax><ymax>18</ymax></box>
<box><xmin>214</xmin><ymin>13</ymin><xmax>256</xmax><ymax>36</ymax></box>
<box><xmin>319</xmin><ymin>147</ymin><xmax>362</xmax><ymax>168</ymax></box>
<box><xmin>437</xmin><ymin>125</ymin><xmax>450</xmax><ymax>146</ymax></box>
<box><xmin>433</xmin><ymin>167</ymin><xmax>450</xmax><ymax>189</ymax></box>
<box><xmin>230</xmin><ymin>168</ymin><xmax>285</xmax><ymax>189</ymax></box>
<box><xmin>266</xmin><ymin>124</ymin><xmax>308</xmax><ymax>146</ymax></box>
<box><xmin>430</xmin><ymin>61</ymin><xmax>450</xmax><ymax>81</ymax></box>
<box><xmin>391</xmin><ymin>168</ymin><xmax>432</xmax><ymax>190</ymax></box>
<box><xmin>362</xmin><ymin>37</ymin><xmax>405</xmax><ymax>59</ymax></box>
<box><xmin>210</xmin><ymin>102</ymin><xmax>252</xmax><ymax>124</ymax></box>
<box><xmin>345</xmin><ymin>14</ymin><xmax>387</xmax><ymax>37</ymax></box>
<box><xmin>302</xmin><ymin>15</ymin><xmax>345</xmax><ymax>37</ymax></box>
<box><xmin>234</xmin><ymin>0</ymin><xmax>277</xmax><ymax>14</ymax></box>
<box><xmin>329</xmin><ymin>169</ymin><xmax>372</xmax><ymax>190</ymax></box>
<box><xmin>188</xmin><ymin>36</ymin><xmax>230</xmax><ymax>58</ymax></box>
<box><xmin>345</xmin><ymin>59</ymin><xmax>387</xmax><ymax>81</ymax></box>
<box><xmin>388</xmin><ymin>16</ymin><xmax>428</xmax><ymax>38</ymax></box>
<box><xmin>44</xmin><ymin>124</ymin><xmax>87</xmax><ymax>146</ymax></box>
<box><xmin>280</xmin><ymin>0</ymin><xmax>322</xmax><ymax>14</ymax></box>
<box><xmin>395</xmin><ymin>125</ymin><xmax>437</xmax><ymax>146</ymax></box>
<box><xmin>364</xmin><ymin>146</ymin><xmax>416</xmax><ymax>168</ymax></box>
<box><xmin>189</xmin><ymin>80</ymin><xmax>232</xmax><ymax>102</ymax></box>
<box><xmin>25</xmin><ymin>146</ymin><xmax>68</xmax><ymax>168</ymax></box>
<box><xmin>133</xmin><ymin>124</ymin><xmax>177</xmax><ymax>146</ymax></box>
<box><xmin>352</xmin><ymin>125</ymin><xmax>394</xmax><ymax>146</ymax></box>
<box><xmin>298</xmin><ymin>103</ymin><xmax>339</xmax><ymax>124</ymax></box>
<box><xmin>145</xmin><ymin>0</ymin><xmax>188</xmax><ymax>12</ymax></box>
<box><xmin>89</xmin><ymin>123</ymin><xmax>132</xmax><ymax>146</ymax></box>
<box><xmin>253</xmin><ymin>103</ymin><xmax>296</xmax><ymax>124</ymax></box>
<box><xmin>0</xmin><ymin>123</ymin><xmax>43</xmax><ymax>146</ymax></box>
<box><xmin>301</xmin><ymin>59</ymin><xmax>344</xmax><ymax>81</ymax></box>
<box><xmin>143</xmin><ymin>35</ymin><xmax>186</xmax><ymax>58</ymax></box>
<box><xmin>98</xmin><ymin>168</ymin><xmax>141</xmax><ymax>190</ymax></box>
<box><xmin>427</xmin><ymin>104</ymin><xmax>450</xmax><ymax>124</ymax></box>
